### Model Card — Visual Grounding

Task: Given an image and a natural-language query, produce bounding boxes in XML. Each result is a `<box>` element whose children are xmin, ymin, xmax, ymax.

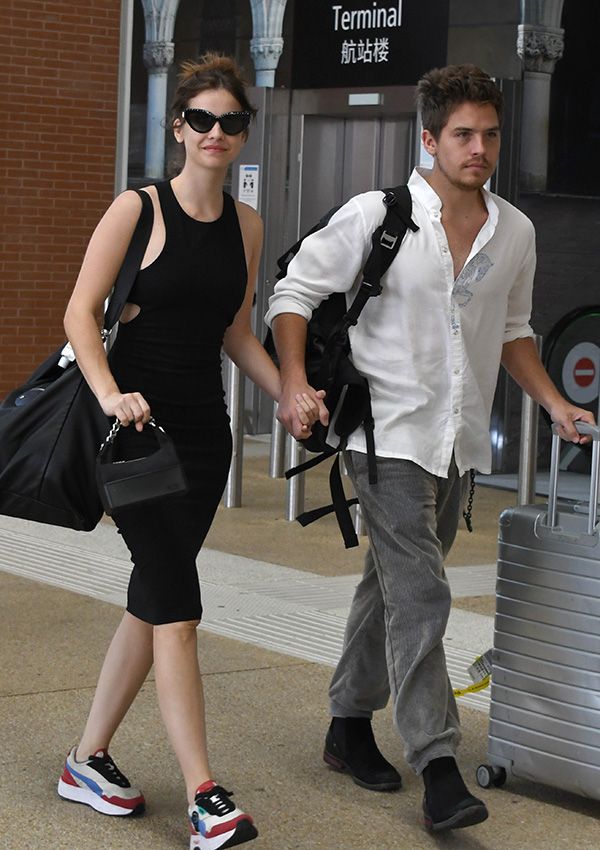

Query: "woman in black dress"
<box><xmin>57</xmin><ymin>54</ymin><xmax>318</xmax><ymax>850</ymax></box>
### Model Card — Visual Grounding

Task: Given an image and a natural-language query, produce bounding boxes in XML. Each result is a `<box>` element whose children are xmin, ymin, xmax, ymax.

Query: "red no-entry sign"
<box><xmin>561</xmin><ymin>341</ymin><xmax>600</xmax><ymax>405</ymax></box>
<box><xmin>574</xmin><ymin>357</ymin><xmax>596</xmax><ymax>388</ymax></box>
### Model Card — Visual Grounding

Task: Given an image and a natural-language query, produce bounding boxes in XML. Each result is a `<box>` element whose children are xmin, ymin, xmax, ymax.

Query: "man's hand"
<box><xmin>271</xmin><ymin>313</ymin><xmax>329</xmax><ymax>439</ymax></box>
<box><xmin>277</xmin><ymin>381</ymin><xmax>329</xmax><ymax>440</ymax></box>
<box><xmin>501</xmin><ymin>338</ymin><xmax>596</xmax><ymax>445</ymax></box>
<box><xmin>549</xmin><ymin>401</ymin><xmax>596</xmax><ymax>444</ymax></box>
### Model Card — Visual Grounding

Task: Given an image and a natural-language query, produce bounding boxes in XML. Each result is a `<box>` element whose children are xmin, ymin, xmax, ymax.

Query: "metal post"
<box><xmin>115</xmin><ymin>0</ymin><xmax>134</xmax><ymax>195</ymax></box>
<box><xmin>588</xmin><ymin>438</ymin><xmax>599</xmax><ymax>535</ymax></box>
<box><xmin>223</xmin><ymin>359</ymin><xmax>245</xmax><ymax>507</ymax></box>
<box><xmin>517</xmin><ymin>334</ymin><xmax>543</xmax><ymax>506</ymax></box>
<box><xmin>340</xmin><ymin>451</ymin><xmax>364</xmax><ymax>537</ymax></box>
<box><xmin>353</xmin><ymin>502</ymin><xmax>363</xmax><ymax>536</ymax></box>
<box><xmin>285</xmin><ymin>433</ymin><xmax>305</xmax><ymax>521</ymax></box>
<box><xmin>339</xmin><ymin>452</ymin><xmax>348</xmax><ymax>476</ymax></box>
<box><xmin>547</xmin><ymin>432</ymin><xmax>561</xmax><ymax>528</ymax></box>
<box><xmin>269</xmin><ymin>404</ymin><xmax>286</xmax><ymax>478</ymax></box>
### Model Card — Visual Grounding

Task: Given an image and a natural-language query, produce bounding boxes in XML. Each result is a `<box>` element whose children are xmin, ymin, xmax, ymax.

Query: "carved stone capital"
<box><xmin>250</xmin><ymin>36</ymin><xmax>284</xmax><ymax>71</ymax></box>
<box><xmin>517</xmin><ymin>25</ymin><xmax>564</xmax><ymax>73</ymax></box>
<box><xmin>143</xmin><ymin>40</ymin><xmax>175</xmax><ymax>73</ymax></box>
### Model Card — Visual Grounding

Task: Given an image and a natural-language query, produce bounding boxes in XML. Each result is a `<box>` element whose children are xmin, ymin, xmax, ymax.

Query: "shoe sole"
<box><xmin>57</xmin><ymin>778</ymin><xmax>145</xmax><ymax>817</ymax></box>
<box><xmin>190</xmin><ymin>819</ymin><xmax>258</xmax><ymax>850</ymax></box>
<box><xmin>323</xmin><ymin>749</ymin><xmax>402</xmax><ymax>792</ymax></box>
<box><xmin>424</xmin><ymin>802</ymin><xmax>489</xmax><ymax>832</ymax></box>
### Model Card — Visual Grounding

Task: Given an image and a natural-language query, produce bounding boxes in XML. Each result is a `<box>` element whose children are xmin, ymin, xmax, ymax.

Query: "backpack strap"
<box><xmin>339</xmin><ymin>185</ymin><xmax>417</xmax><ymax>332</ymax></box>
<box><xmin>290</xmin><ymin>438</ymin><xmax>375</xmax><ymax>548</ymax></box>
<box><xmin>285</xmin><ymin>446</ymin><xmax>336</xmax><ymax>478</ymax></box>
<box><xmin>295</xmin><ymin>454</ymin><xmax>360</xmax><ymax>548</ymax></box>
<box><xmin>382</xmin><ymin>184</ymin><xmax>419</xmax><ymax>234</ymax></box>
<box><xmin>328</xmin><ymin>454</ymin><xmax>360</xmax><ymax>548</ymax></box>
<box><xmin>285</xmin><ymin>186</ymin><xmax>418</xmax><ymax>549</ymax></box>
<box><xmin>363</xmin><ymin>184</ymin><xmax>418</xmax><ymax>283</ymax></box>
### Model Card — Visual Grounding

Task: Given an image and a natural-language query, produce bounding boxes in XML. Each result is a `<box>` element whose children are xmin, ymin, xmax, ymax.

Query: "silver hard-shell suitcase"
<box><xmin>477</xmin><ymin>422</ymin><xmax>600</xmax><ymax>797</ymax></box>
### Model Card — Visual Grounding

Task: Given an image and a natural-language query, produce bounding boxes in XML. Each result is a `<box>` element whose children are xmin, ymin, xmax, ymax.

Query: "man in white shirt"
<box><xmin>265</xmin><ymin>64</ymin><xmax>593</xmax><ymax>832</ymax></box>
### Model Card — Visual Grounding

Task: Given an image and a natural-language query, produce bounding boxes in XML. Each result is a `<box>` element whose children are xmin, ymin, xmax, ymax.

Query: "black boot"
<box><xmin>323</xmin><ymin>717</ymin><xmax>402</xmax><ymax>791</ymax></box>
<box><xmin>422</xmin><ymin>756</ymin><xmax>488</xmax><ymax>832</ymax></box>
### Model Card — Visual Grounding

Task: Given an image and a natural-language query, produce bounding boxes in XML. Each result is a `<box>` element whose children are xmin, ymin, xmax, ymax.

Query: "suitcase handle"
<box><xmin>548</xmin><ymin>422</ymin><xmax>600</xmax><ymax>535</ymax></box>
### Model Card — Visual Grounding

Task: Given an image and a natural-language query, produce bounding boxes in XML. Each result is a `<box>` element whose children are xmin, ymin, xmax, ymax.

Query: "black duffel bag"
<box><xmin>0</xmin><ymin>190</ymin><xmax>153</xmax><ymax>531</ymax></box>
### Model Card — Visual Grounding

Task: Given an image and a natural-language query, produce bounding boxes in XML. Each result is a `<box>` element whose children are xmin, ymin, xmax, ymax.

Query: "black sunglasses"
<box><xmin>182</xmin><ymin>108</ymin><xmax>251</xmax><ymax>136</ymax></box>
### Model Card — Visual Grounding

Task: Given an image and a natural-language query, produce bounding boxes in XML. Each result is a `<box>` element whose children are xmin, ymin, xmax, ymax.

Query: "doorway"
<box><xmin>285</xmin><ymin>87</ymin><xmax>418</xmax><ymax>246</ymax></box>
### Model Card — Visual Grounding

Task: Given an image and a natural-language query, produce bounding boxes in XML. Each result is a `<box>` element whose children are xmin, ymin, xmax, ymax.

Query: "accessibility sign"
<box><xmin>238</xmin><ymin>164</ymin><xmax>259</xmax><ymax>210</ymax></box>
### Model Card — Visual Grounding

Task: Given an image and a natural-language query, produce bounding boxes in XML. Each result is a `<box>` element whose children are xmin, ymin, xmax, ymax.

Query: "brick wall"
<box><xmin>0</xmin><ymin>0</ymin><xmax>122</xmax><ymax>398</ymax></box>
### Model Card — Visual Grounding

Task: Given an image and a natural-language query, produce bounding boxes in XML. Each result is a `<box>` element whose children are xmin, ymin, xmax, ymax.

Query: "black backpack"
<box><xmin>265</xmin><ymin>185</ymin><xmax>418</xmax><ymax>547</ymax></box>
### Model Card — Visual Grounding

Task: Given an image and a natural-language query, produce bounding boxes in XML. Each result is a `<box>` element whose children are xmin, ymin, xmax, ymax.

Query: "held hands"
<box><xmin>550</xmin><ymin>401</ymin><xmax>596</xmax><ymax>444</ymax></box>
<box><xmin>278</xmin><ymin>382</ymin><xmax>329</xmax><ymax>440</ymax></box>
<box><xmin>100</xmin><ymin>391</ymin><xmax>151</xmax><ymax>432</ymax></box>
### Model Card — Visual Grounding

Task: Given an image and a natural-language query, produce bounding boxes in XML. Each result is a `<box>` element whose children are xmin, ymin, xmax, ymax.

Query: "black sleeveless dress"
<box><xmin>108</xmin><ymin>180</ymin><xmax>247</xmax><ymax>625</ymax></box>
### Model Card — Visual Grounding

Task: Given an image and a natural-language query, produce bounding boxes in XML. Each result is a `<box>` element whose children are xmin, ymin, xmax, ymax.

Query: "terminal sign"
<box><xmin>292</xmin><ymin>0</ymin><xmax>449</xmax><ymax>89</ymax></box>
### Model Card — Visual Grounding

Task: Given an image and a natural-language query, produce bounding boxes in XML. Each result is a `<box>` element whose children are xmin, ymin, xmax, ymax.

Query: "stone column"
<box><xmin>518</xmin><ymin>3</ymin><xmax>565</xmax><ymax>192</ymax></box>
<box><xmin>141</xmin><ymin>0</ymin><xmax>180</xmax><ymax>179</ymax></box>
<box><xmin>249</xmin><ymin>0</ymin><xmax>287</xmax><ymax>87</ymax></box>
<box><xmin>144</xmin><ymin>40</ymin><xmax>175</xmax><ymax>178</ymax></box>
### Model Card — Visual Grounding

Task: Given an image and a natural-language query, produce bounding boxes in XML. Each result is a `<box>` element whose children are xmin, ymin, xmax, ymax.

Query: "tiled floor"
<box><xmin>3</xmin><ymin>440</ymin><xmax>600</xmax><ymax>850</ymax></box>
<box><xmin>0</xmin><ymin>517</ymin><xmax>495</xmax><ymax>712</ymax></box>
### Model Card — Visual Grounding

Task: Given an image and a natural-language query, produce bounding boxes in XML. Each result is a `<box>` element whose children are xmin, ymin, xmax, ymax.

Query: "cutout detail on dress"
<box><xmin>120</xmin><ymin>303</ymin><xmax>141</xmax><ymax>324</ymax></box>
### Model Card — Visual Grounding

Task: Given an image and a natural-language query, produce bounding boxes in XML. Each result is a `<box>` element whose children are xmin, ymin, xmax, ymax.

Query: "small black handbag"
<box><xmin>96</xmin><ymin>418</ymin><xmax>188</xmax><ymax>515</ymax></box>
<box><xmin>0</xmin><ymin>190</ymin><xmax>154</xmax><ymax>531</ymax></box>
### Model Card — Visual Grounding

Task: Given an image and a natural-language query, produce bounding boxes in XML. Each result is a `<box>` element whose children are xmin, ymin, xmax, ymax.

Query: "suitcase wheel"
<box><xmin>476</xmin><ymin>764</ymin><xmax>507</xmax><ymax>789</ymax></box>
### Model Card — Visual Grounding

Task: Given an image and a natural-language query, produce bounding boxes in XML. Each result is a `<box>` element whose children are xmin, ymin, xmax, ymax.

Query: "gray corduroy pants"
<box><xmin>328</xmin><ymin>451</ymin><xmax>465</xmax><ymax>774</ymax></box>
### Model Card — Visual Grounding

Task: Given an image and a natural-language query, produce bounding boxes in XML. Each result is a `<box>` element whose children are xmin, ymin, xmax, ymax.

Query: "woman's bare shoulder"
<box><xmin>234</xmin><ymin>199</ymin><xmax>263</xmax><ymax>238</ymax></box>
<box><xmin>102</xmin><ymin>188</ymin><xmax>144</xmax><ymax>226</ymax></box>
<box><xmin>99</xmin><ymin>186</ymin><xmax>163</xmax><ymax>238</ymax></box>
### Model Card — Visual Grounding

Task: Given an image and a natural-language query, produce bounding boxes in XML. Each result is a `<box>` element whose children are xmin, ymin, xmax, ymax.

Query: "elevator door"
<box><xmin>297</xmin><ymin>114</ymin><xmax>415</xmax><ymax>236</ymax></box>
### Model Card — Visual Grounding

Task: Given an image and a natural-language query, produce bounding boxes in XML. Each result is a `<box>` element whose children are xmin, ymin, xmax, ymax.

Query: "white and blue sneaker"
<box><xmin>188</xmin><ymin>780</ymin><xmax>257</xmax><ymax>850</ymax></box>
<box><xmin>57</xmin><ymin>745</ymin><xmax>145</xmax><ymax>816</ymax></box>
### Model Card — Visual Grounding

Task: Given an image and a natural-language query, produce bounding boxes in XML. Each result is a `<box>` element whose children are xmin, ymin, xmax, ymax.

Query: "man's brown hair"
<box><xmin>416</xmin><ymin>64</ymin><xmax>503</xmax><ymax>140</ymax></box>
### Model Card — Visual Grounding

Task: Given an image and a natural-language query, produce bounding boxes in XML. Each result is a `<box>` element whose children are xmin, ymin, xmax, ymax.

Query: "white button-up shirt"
<box><xmin>265</xmin><ymin>168</ymin><xmax>536</xmax><ymax>477</ymax></box>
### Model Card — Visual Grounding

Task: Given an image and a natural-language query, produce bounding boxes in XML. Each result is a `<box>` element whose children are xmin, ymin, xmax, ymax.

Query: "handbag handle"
<box><xmin>58</xmin><ymin>190</ymin><xmax>154</xmax><ymax>370</ymax></box>
<box><xmin>103</xmin><ymin>189</ymin><xmax>154</xmax><ymax>333</ymax></box>
<box><xmin>98</xmin><ymin>417</ymin><xmax>169</xmax><ymax>462</ymax></box>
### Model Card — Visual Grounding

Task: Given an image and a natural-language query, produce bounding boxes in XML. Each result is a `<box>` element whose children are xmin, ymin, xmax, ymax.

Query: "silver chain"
<box><xmin>98</xmin><ymin>416</ymin><xmax>161</xmax><ymax>454</ymax></box>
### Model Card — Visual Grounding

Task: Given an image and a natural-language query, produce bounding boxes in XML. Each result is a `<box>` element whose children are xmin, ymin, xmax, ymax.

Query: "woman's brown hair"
<box><xmin>170</xmin><ymin>52</ymin><xmax>257</xmax><ymax>131</ymax></box>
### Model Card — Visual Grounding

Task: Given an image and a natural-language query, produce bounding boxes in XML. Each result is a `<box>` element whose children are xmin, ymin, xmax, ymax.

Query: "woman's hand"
<box><xmin>99</xmin><ymin>391</ymin><xmax>151</xmax><ymax>432</ymax></box>
<box><xmin>277</xmin><ymin>381</ymin><xmax>329</xmax><ymax>440</ymax></box>
<box><xmin>294</xmin><ymin>390</ymin><xmax>327</xmax><ymax>437</ymax></box>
